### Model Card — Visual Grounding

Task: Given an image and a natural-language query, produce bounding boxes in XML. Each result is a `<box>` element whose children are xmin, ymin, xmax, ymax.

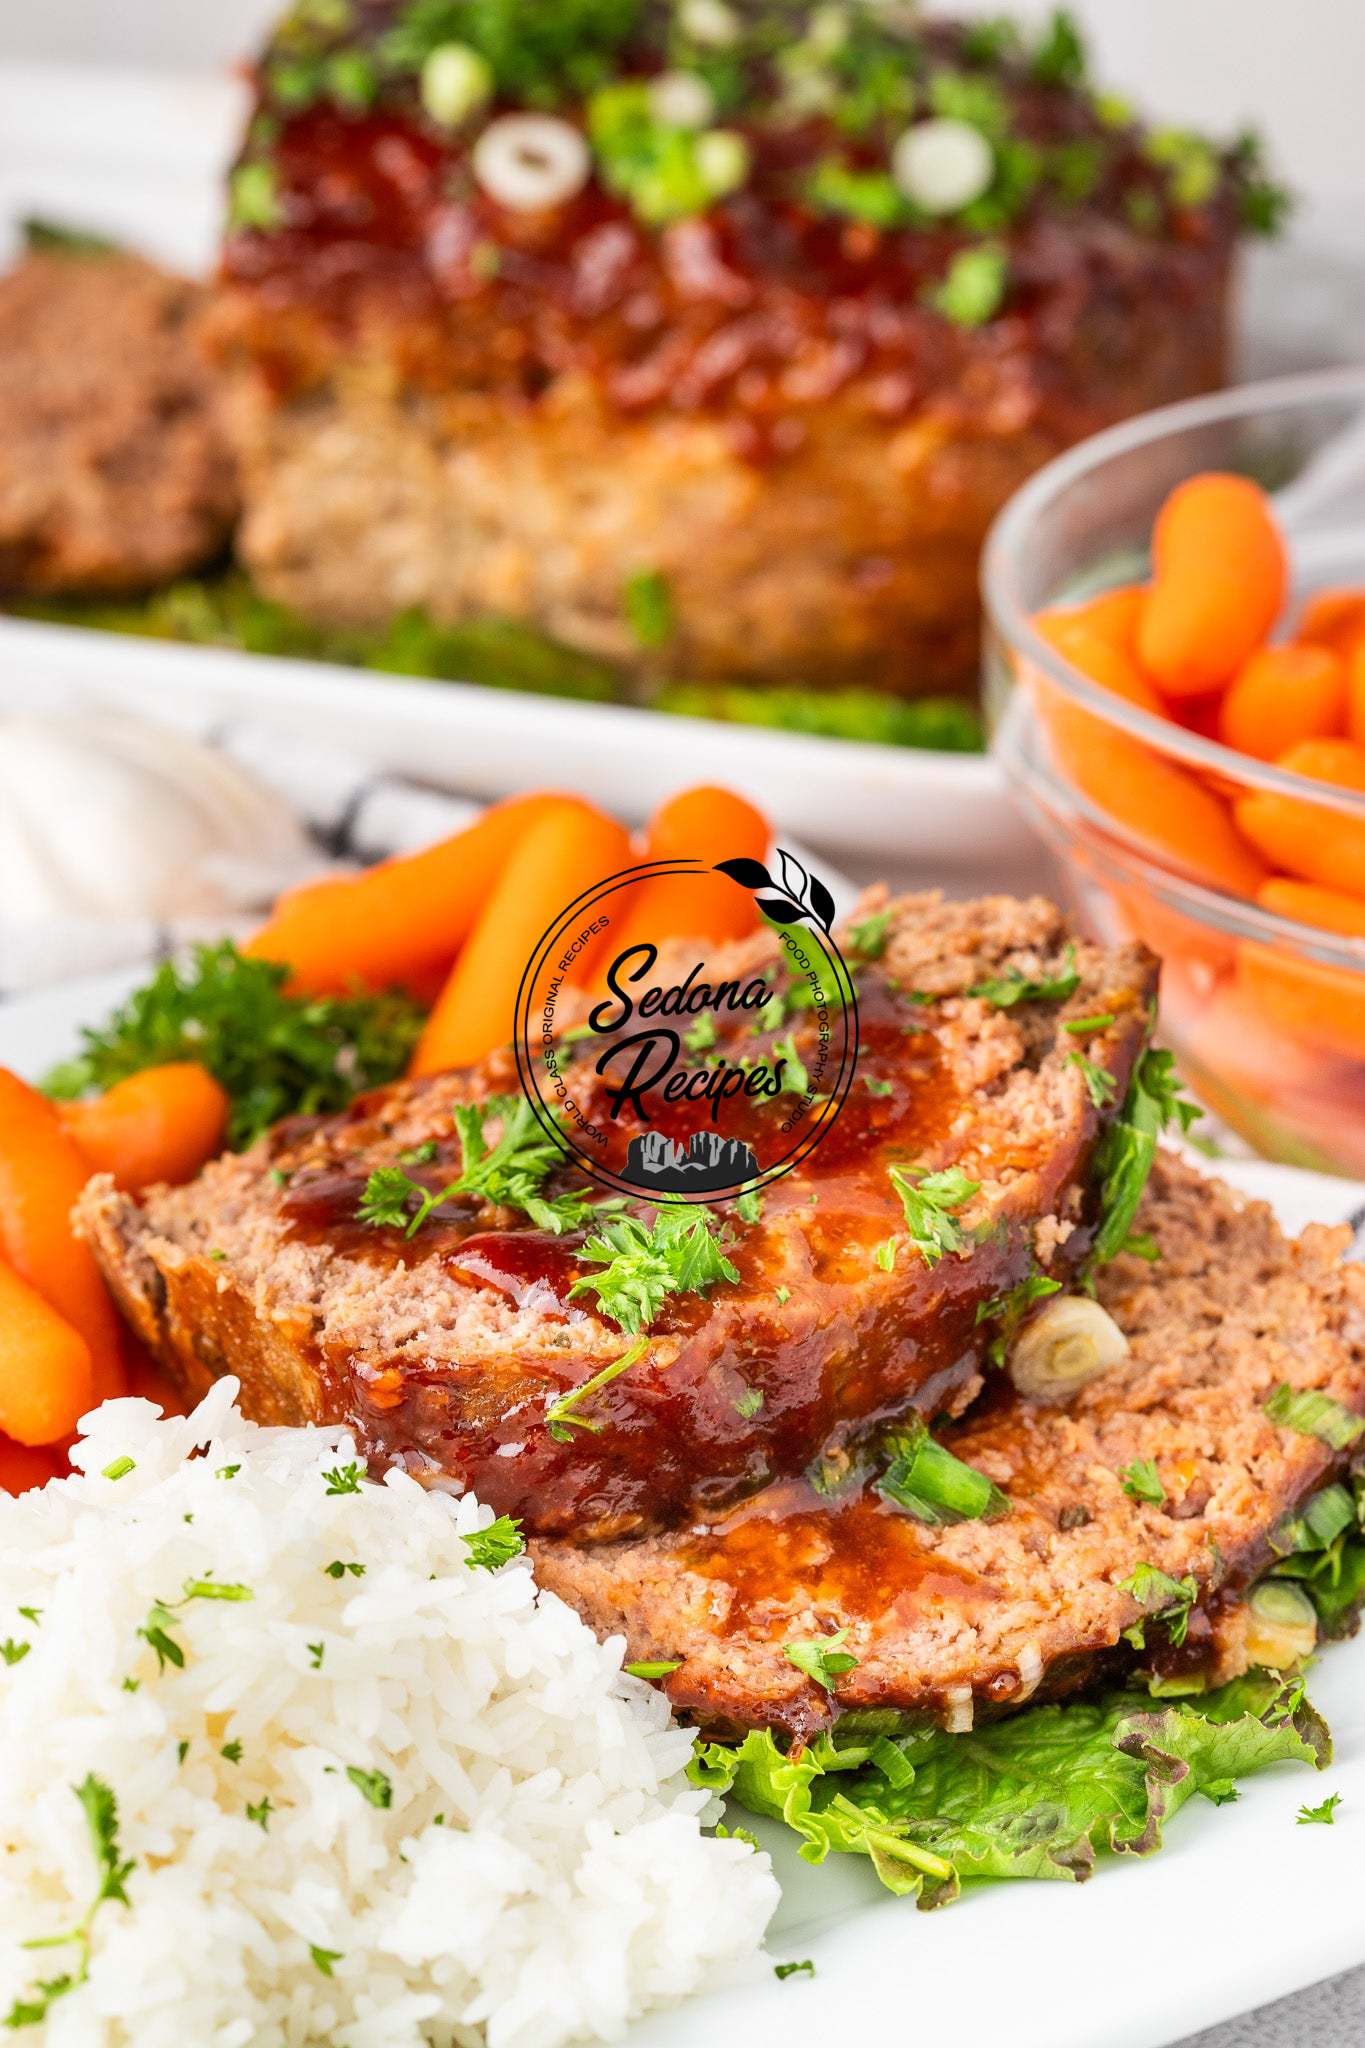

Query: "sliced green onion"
<box><xmin>876</xmin><ymin>1419</ymin><xmax>1009</xmax><ymax>1526</ymax></box>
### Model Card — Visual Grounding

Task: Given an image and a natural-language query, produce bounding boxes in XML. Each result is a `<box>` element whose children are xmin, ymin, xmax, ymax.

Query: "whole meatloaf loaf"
<box><xmin>78</xmin><ymin>892</ymin><xmax>1154</xmax><ymax>1541</ymax></box>
<box><xmin>211</xmin><ymin>2</ymin><xmax>1282</xmax><ymax>695</ymax></box>
<box><xmin>535</xmin><ymin>1152</ymin><xmax>1365</xmax><ymax>1737</ymax></box>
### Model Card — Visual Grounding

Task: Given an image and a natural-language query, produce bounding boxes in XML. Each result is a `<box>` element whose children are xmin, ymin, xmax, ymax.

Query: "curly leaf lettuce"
<box><xmin>692</xmin><ymin>1670</ymin><xmax>1328</xmax><ymax>1908</ymax></box>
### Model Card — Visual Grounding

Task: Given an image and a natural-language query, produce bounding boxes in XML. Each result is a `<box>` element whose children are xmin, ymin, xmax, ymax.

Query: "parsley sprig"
<box><xmin>4</xmin><ymin>1775</ymin><xmax>134</xmax><ymax>2028</ymax></box>
<box><xmin>967</xmin><ymin>945</ymin><xmax>1079</xmax><ymax>1009</ymax></box>
<box><xmin>568</xmin><ymin>1207</ymin><xmax>740</xmax><ymax>1334</ymax></box>
<box><xmin>462</xmin><ymin>1516</ymin><xmax>525</xmax><ymax>1571</ymax></box>
<box><xmin>358</xmin><ymin>1095</ymin><xmax>602</xmax><ymax>1238</ymax></box>
<box><xmin>888</xmin><ymin>1166</ymin><xmax>980</xmax><ymax>1266</ymax></box>
<box><xmin>1119</xmin><ymin>1562</ymin><xmax>1200</xmax><ymax>1649</ymax></box>
<box><xmin>545</xmin><ymin>1338</ymin><xmax>651</xmax><ymax>1442</ymax></box>
<box><xmin>42</xmin><ymin>942</ymin><xmax>424</xmax><ymax>1151</ymax></box>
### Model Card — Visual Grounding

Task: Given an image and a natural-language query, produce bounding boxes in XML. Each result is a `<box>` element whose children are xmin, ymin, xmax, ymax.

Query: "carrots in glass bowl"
<box><xmin>1031</xmin><ymin>470</ymin><xmax>1365</xmax><ymax>1162</ymax></box>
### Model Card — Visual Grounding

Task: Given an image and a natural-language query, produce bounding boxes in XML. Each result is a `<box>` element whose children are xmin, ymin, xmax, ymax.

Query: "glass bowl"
<box><xmin>983</xmin><ymin>366</ymin><xmax>1365</xmax><ymax>1176</ymax></box>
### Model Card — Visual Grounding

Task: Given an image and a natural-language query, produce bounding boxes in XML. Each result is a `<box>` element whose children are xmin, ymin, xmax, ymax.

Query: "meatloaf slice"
<box><xmin>78</xmin><ymin>893</ymin><xmax>1154</xmax><ymax>1541</ymax></box>
<box><xmin>533</xmin><ymin>1152</ymin><xmax>1365</xmax><ymax>1737</ymax></box>
<box><xmin>0</xmin><ymin>252</ymin><xmax>238</xmax><ymax>595</ymax></box>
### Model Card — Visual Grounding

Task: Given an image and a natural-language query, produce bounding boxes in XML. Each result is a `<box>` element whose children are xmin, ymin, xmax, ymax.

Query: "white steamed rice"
<box><xmin>0</xmin><ymin>1380</ymin><xmax>778</xmax><ymax>2047</ymax></box>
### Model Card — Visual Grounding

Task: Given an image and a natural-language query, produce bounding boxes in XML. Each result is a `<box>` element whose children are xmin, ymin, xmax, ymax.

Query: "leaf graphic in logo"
<box><xmin>776</xmin><ymin>848</ymin><xmax>810</xmax><ymax>904</ymax></box>
<box><xmin>757</xmin><ymin>896</ymin><xmax>804</xmax><ymax>924</ymax></box>
<box><xmin>715</xmin><ymin>857</ymin><xmax>773</xmax><ymax>891</ymax></box>
<box><xmin>807</xmin><ymin>875</ymin><xmax>836</xmax><ymax>933</ymax></box>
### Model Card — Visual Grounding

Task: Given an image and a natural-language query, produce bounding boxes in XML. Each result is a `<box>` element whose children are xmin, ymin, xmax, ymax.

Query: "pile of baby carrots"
<box><xmin>0</xmin><ymin>781</ymin><xmax>768</xmax><ymax>1492</ymax></box>
<box><xmin>1034</xmin><ymin>471</ymin><xmax>1365</xmax><ymax>1062</ymax></box>
<box><xmin>247</xmin><ymin>781</ymin><xmax>769</xmax><ymax>1067</ymax></box>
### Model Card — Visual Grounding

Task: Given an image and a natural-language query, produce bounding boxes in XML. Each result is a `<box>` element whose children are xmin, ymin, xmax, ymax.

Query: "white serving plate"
<box><xmin>5</xmin><ymin>962</ymin><xmax>1365</xmax><ymax>2048</ymax></box>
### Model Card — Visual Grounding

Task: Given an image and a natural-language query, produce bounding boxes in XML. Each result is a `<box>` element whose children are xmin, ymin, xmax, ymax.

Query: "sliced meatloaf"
<box><xmin>0</xmin><ymin>252</ymin><xmax>238</xmax><ymax>595</ymax></box>
<box><xmin>78</xmin><ymin>893</ymin><xmax>1154</xmax><ymax>1541</ymax></box>
<box><xmin>533</xmin><ymin>1152</ymin><xmax>1365</xmax><ymax>1736</ymax></box>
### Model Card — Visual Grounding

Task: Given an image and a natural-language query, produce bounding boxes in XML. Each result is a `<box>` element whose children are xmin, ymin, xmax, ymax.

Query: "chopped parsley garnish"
<box><xmin>4</xmin><ymin>1775</ymin><xmax>135</xmax><ymax>2028</ymax></box>
<box><xmin>399</xmin><ymin>1140</ymin><xmax>438</xmax><ymax>1166</ymax></box>
<box><xmin>216</xmin><ymin>1464</ymin><xmax>241</xmax><ymax>1480</ymax></box>
<box><xmin>968</xmin><ymin>946</ymin><xmax>1079</xmax><ymax>1009</ymax></box>
<box><xmin>137</xmin><ymin>1604</ymin><xmax>185</xmax><ymax>1673</ymax></box>
<box><xmin>176</xmin><ymin>1740</ymin><xmax>189</xmax><ymax>1764</ymax></box>
<box><xmin>1</xmin><ymin>1639</ymin><xmax>30</xmax><ymax>1667</ymax></box>
<box><xmin>307</xmin><ymin>1641</ymin><xmax>326</xmax><ymax>1669</ymax></box>
<box><xmin>734</xmin><ymin>1384</ymin><xmax>764</xmax><ymax>1420</ymax></box>
<box><xmin>310</xmin><ymin>1945</ymin><xmax>344</xmax><ymax>1976</ymax></box>
<box><xmin>323</xmin><ymin>1560</ymin><xmax>366</xmax><ymax>1579</ymax></box>
<box><xmin>684</xmin><ymin>1013</ymin><xmax>718</xmax><ymax>1054</ymax></box>
<box><xmin>100</xmin><ymin>1457</ymin><xmax>135</xmax><ymax>1482</ymax></box>
<box><xmin>1069</xmin><ymin>1052</ymin><xmax>1117</xmax><ymax>1109</ymax></box>
<box><xmin>322</xmin><ymin>1463</ymin><xmax>365</xmax><ymax>1496</ymax></box>
<box><xmin>976</xmin><ymin>1269</ymin><xmax>1061</xmax><ymax>1338</ymax></box>
<box><xmin>626</xmin><ymin>1659</ymin><xmax>682</xmax><ymax>1680</ymax></box>
<box><xmin>876</xmin><ymin>1418</ymin><xmax>1009</xmax><ymax>1526</ymax></box>
<box><xmin>774</xmin><ymin>1284</ymin><xmax>791</xmax><ymax>1305</ymax></box>
<box><xmin>864</xmin><ymin>1075</ymin><xmax>894</xmax><ymax>1097</ymax></box>
<box><xmin>734</xmin><ymin>1186</ymin><xmax>763</xmax><ymax>1225</ymax></box>
<box><xmin>771</xmin><ymin>1033</ymin><xmax>809</xmax><ymax>1096</ymax></box>
<box><xmin>545</xmin><ymin>1338</ymin><xmax>650</xmax><ymax>1442</ymax></box>
<box><xmin>346</xmin><ymin>1766</ymin><xmax>393</xmax><ymax>1810</ymax></box>
<box><xmin>41</xmin><ymin>941</ymin><xmax>424</xmax><ymax>1151</ymax></box>
<box><xmin>246</xmin><ymin>1796</ymin><xmax>274</xmax><ymax>1830</ymax></box>
<box><xmin>1031</xmin><ymin>7</ymin><xmax>1087</xmax><ymax>87</ymax></box>
<box><xmin>1264</xmin><ymin>1384</ymin><xmax>1365</xmax><ymax>1451</ymax></box>
<box><xmin>358</xmin><ymin>1095</ymin><xmax>598</xmax><ymax>1238</ymax></box>
<box><xmin>462</xmin><ymin>1515</ymin><xmax>525</xmax><ymax>1571</ymax></box>
<box><xmin>888</xmin><ymin>1166</ymin><xmax>980</xmax><ymax>1266</ymax></box>
<box><xmin>1090</xmin><ymin>1049</ymin><xmax>1202</xmax><ymax>1267</ymax></box>
<box><xmin>1297</xmin><ymin>1792</ymin><xmax>1341</xmax><ymax>1826</ymax></box>
<box><xmin>846</xmin><ymin>908</ymin><xmax>892</xmax><ymax>960</ymax></box>
<box><xmin>874</xmin><ymin>1237</ymin><xmax>898</xmax><ymax>1272</ymax></box>
<box><xmin>784</xmin><ymin>1628</ymin><xmax>859</xmax><ymax>1693</ymax></box>
<box><xmin>569</xmin><ymin>1207</ymin><xmax>739</xmax><ymax>1334</ymax></box>
<box><xmin>775</xmin><ymin>1959</ymin><xmax>816</xmax><ymax>1981</ymax></box>
<box><xmin>1119</xmin><ymin>1563</ymin><xmax>1199</xmax><ymax>1649</ymax></box>
<box><xmin>622</xmin><ymin>566</ymin><xmax>674</xmax><ymax>647</ymax></box>
<box><xmin>17</xmin><ymin>1607</ymin><xmax>40</xmax><ymax>1624</ymax></box>
<box><xmin>1119</xmin><ymin>1459</ymin><xmax>1165</xmax><ymax>1505</ymax></box>
<box><xmin>220</xmin><ymin>1741</ymin><xmax>243</xmax><ymax>1764</ymax></box>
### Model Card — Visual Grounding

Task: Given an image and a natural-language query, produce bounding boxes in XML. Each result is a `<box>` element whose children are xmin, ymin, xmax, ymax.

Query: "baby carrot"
<box><xmin>0</xmin><ymin>1257</ymin><xmax>94</xmax><ymax>1446</ymax></box>
<box><xmin>410</xmin><ymin>800</ymin><xmax>632</xmax><ymax>1074</ymax></box>
<box><xmin>1345</xmin><ymin>642</ymin><xmax>1365</xmax><ymax>748</ymax></box>
<box><xmin>583</xmin><ymin>786</ymin><xmax>769</xmax><ymax>985</ymax></box>
<box><xmin>1034</xmin><ymin>613</ymin><xmax>1166</xmax><ymax>714</ymax></box>
<box><xmin>247</xmin><ymin>791</ymin><xmax>568</xmax><ymax>996</ymax></box>
<box><xmin>1258</xmin><ymin>878</ymin><xmax>1365</xmax><ymax>937</ymax></box>
<box><xmin>58</xmin><ymin>1063</ymin><xmax>230</xmax><ymax>1193</ymax></box>
<box><xmin>1235</xmin><ymin>738</ymin><xmax>1365</xmax><ymax>894</ymax></box>
<box><xmin>0</xmin><ymin>1433</ymin><xmax>63</xmax><ymax>1494</ymax></box>
<box><xmin>1138</xmin><ymin>474</ymin><xmax>1288</xmax><ymax>697</ymax></box>
<box><xmin>1037</xmin><ymin>584</ymin><xmax>1147</xmax><ymax>657</ymax></box>
<box><xmin>1298</xmin><ymin>587</ymin><xmax>1365</xmax><ymax>661</ymax></box>
<box><xmin>1237</xmin><ymin>944</ymin><xmax>1365</xmax><ymax>1064</ymax></box>
<box><xmin>0</xmin><ymin>1070</ymin><xmax>125</xmax><ymax>1404</ymax></box>
<box><xmin>1217</xmin><ymin>644</ymin><xmax>1346</xmax><ymax>762</ymax></box>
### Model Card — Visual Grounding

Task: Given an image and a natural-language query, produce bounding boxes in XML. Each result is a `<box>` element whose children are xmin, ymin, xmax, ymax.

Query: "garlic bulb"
<box><xmin>1007</xmin><ymin>1295</ymin><xmax>1130</xmax><ymax>1403</ymax></box>
<box><xmin>0</xmin><ymin>713</ymin><xmax>316</xmax><ymax>927</ymax></box>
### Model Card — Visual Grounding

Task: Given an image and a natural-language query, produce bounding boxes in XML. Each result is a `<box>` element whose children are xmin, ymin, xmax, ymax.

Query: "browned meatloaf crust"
<box><xmin>77</xmin><ymin>892</ymin><xmax>1154</xmax><ymax>1540</ymax></box>
<box><xmin>0</xmin><ymin>253</ymin><xmax>238</xmax><ymax>595</ymax></box>
<box><xmin>534</xmin><ymin>1153</ymin><xmax>1365</xmax><ymax>1738</ymax></box>
<box><xmin>212</xmin><ymin>7</ymin><xmax>1250</xmax><ymax>693</ymax></box>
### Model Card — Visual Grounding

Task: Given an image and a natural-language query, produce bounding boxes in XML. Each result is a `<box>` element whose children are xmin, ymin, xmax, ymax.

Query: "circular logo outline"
<box><xmin>512</xmin><ymin>852</ymin><xmax>860</xmax><ymax>1205</ymax></box>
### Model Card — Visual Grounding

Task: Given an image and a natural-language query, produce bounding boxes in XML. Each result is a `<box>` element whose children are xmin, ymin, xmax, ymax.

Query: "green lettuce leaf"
<box><xmin>692</xmin><ymin>1669</ymin><xmax>1327</xmax><ymax>1908</ymax></box>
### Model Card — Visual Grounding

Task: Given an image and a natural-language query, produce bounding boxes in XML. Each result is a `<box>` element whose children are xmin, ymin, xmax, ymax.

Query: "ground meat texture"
<box><xmin>211</xmin><ymin>8</ymin><xmax>1245</xmax><ymax>694</ymax></box>
<box><xmin>77</xmin><ymin>892</ymin><xmax>1154</xmax><ymax>1541</ymax></box>
<box><xmin>0</xmin><ymin>253</ymin><xmax>238</xmax><ymax>595</ymax></box>
<box><xmin>532</xmin><ymin>1153</ymin><xmax>1365</xmax><ymax>1739</ymax></box>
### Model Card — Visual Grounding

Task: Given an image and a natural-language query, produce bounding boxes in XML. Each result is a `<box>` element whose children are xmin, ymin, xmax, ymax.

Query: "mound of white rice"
<box><xmin>0</xmin><ymin>1380</ymin><xmax>777</xmax><ymax>2047</ymax></box>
